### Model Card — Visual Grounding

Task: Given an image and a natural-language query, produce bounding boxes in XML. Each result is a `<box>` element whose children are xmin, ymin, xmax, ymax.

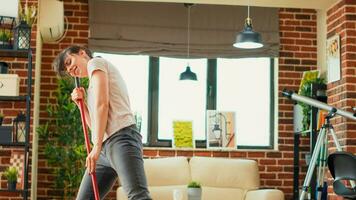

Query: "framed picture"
<box><xmin>206</xmin><ymin>110</ymin><xmax>236</xmax><ymax>149</ymax></box>
<box><xmin>298</xmin><ymin>70</ymin><xmax>319</xmax><ymax>94</ymax></box>
<box><xmin>172</xmin><ymin>121</ymin><xmax>194</xmax><ymax>148</ymax></box>
<box><xmin>326</xmin><ymin>34</ymin><xmax>341</xmax><ymax>83</ymax></box>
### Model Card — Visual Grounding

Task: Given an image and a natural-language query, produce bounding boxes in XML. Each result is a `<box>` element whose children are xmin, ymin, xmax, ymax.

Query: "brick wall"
<box><xmin>326</xmin><ymin>0</ymin><xmax>356</xmax><ymax>199</ymax></box>
<box><xmin>2</xmin><ymin>0</ymin><xmax>345</xmax><ymax>200</ymax></box>
<box><xmin>37</xmin><ymin>1</ymin><xmax>90</xmax><ymax>199</ymax></box>
<box><xmin>327</xmin><ymin>0</ymin><xmax>356</xmax><ymax>153</ymax></box>
<box><xmin>278</xmin><ymin>8</ymin><xmax>318</xmax><ymax>199</ymax></box>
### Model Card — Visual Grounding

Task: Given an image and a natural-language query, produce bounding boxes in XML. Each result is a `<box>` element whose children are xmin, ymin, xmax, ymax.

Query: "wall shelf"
<box><xmin>293</xmin><ymin>83</ymin><xmax>327</xmax><ymax>200</ymax></box>
<box><xmin>0</xmin><ymin>189</ymin><xmax>27</xmax><ymax>193</ymax></box>
<box><xmin>0</xmin><ymin>96</ymin><xmax>27</xmax><ymax>101</ymax></box>
<box><xmin>0</xmin><ymin>49</ymin><xmax>29</xmax><ymax>58</ymax></box>
<box><xmin>0</xmin><ymin>142</ymin><xmax>26</xmax><ymax>147</ymax></box>
<box><xmin>0</xmin><ymin>49</ymin><xmax>32</xmax><ymax>200</ymax></box>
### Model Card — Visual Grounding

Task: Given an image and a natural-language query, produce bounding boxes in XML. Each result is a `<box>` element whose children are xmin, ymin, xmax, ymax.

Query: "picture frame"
<box><xmin>326</xmin><ymin>34</ymin><xmax>341</xmax><ymax>83</ymax></box>
<box><xmin>172</xmin><ymin>120</ymin><xmax>194</xmax><ymax>148</ymax></box>
<box><xmin>206</xmin><ymin>110</ymin><xmax>236</xmax><ymax>149</ymax></box>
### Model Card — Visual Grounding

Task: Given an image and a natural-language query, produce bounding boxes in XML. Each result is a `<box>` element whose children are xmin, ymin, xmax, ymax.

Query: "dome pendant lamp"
<box><xmin>233</xmin><ymin>1</ymin><xmax>263</xmax><ymax>49</ymax></box>
<box><xmin>180</xmin><ymin>3</ymin><xmax>197</xmax><ymax>81</ymax></box>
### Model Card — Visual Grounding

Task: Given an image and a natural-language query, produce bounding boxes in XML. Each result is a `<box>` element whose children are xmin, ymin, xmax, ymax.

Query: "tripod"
<box><xmin>299</xmin><ymin>109</ymin><xmax>355</xmax><ymax>200</ymax></box>
<box><xmin>281</xmin><ymin>89</ymin><xmax>356</xmax><ymax>200</ymax></box>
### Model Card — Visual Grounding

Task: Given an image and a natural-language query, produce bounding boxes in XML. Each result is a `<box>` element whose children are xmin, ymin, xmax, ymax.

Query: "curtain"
<box><xmin>88</xmin><ymin>0</ymin><xmax>279</xmax><ymax>58</ymax></box>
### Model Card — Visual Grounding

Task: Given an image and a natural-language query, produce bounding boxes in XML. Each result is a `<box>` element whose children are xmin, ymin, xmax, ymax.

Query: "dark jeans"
<box><xmin>76</xmin><ymin>126</ymin><xmax>152</xmax><ymax>200</ymax></box>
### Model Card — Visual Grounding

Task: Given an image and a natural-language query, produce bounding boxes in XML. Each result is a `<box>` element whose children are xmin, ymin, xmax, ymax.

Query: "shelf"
<box><xmin>0</xmin><ymin>95</ymin><xmax>27</xmax><ymax>101</ymax></box>
<box><xmin>0</xmin><ymin>142</ymin><xmax>26</xmax><ymax>147</ymax></box>
<box><xmin>0</xmin><ymin>49</ymin><xmax>29</xmax><ymax>58</ymax></box>
<box><xmin>0</xmin><ymin>48</ymin><xmax>31</xmax><ymax>200</ymax></box>
<box><xmin>0</xmin><ymin>188</ymin><xmax>26</xmax><ymax>193</ymax></box>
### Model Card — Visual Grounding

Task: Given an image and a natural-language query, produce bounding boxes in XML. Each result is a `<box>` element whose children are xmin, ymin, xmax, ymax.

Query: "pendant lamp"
<box><xmin>180</xmin><ymin>3</ymin><xmax>197</xmax><ymax>81</ymax></box>
<box><xmin>233</xmin><ymin>1</ymin><xmax>263</xmax><ymax>49</ymax></box>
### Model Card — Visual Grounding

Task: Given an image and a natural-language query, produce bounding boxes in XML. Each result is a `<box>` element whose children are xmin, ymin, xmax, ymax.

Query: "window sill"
<box><xmin>143</xmin><ymin>146</ymin><xmax>280</xmax><ymax>152</ymax></box>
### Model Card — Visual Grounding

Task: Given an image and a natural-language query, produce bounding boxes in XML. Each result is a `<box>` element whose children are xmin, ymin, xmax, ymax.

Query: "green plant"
<box><xmin>38</xmin><ymin>78</ymin><xmax>89</xmax><ymax>200</ymax></box>
<box><xmin>188</xmin><ymin>181</ymin><xmax>201</xmax><ymax>188</ymax></box>
<box><xmin>3</xmin><ymin>167</ymin><xmax>18</xmax><ymax>182</ymax></box>
<box><xmin>18</xmin><ymin>1</ymin><xmax>37</xmax><ymax>27</ymax></box>
<box><xmin>298</xmin><ymin>77</ymin><xmax>325</xmax><ymax>133</ymax></box>
<box><xmin>0</xmin><ymin>112</ymin><xmax>3</xmax><ymax>126</ymax></box>
<box><xmin>0</xmin><ymin>30</ymin><xmax>11</xmax><ymax>42</ymax></box>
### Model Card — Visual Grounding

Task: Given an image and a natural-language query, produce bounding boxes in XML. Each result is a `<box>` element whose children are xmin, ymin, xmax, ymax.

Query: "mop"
<box><xmin>75</xmin><ymin>77</ymin><xmax>100</xmax><ymax>200</ymax></box>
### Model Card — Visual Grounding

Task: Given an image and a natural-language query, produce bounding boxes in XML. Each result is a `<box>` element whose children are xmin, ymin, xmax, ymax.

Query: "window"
<box><xmin>93</xmin><ymin>53</ymin><xmax>275</xmax><ymax>149</ymax></box>
<box><xmin>158</xmin><ymin>57</ymin><xmax>207</xmax><ymax>141</ymax></box>
<box><xmin>93</xmin><ymin>53</ymin><xmax>149</xmax><ymax>143</ymax></box>
<box><xmin>216</xmin><ymin>58</ymin><xmax>274</xmax><ymax>148</ymax></box>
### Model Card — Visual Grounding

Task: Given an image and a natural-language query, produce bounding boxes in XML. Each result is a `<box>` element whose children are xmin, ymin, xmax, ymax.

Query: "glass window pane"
<box><xmin>158</xmin><ymin>57</ymin><xmax>207</xmax><ymax>141</ymax></box>
<box><xmin>93</xmin><ymin>53</ymin><xmax>149</xmax><ymax>143</ymax></box>
<box><xmin>217</xmin><ymin>58</ymin><xmax>271</xmax><ymax>147</ymax></box>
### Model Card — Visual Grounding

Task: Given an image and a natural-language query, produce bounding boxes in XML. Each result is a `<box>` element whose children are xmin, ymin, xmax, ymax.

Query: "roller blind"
<box><xmin>88</xmin><ymin>0</ymin><xmax>279</xmax><ymax>58</ymax></box>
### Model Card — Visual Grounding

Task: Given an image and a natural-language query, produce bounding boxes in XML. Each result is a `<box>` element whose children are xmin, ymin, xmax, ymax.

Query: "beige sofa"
<box><xmin>117</xmin><ymin>157</ymin><xmax>284</xmax><ymax>200</ymax></box>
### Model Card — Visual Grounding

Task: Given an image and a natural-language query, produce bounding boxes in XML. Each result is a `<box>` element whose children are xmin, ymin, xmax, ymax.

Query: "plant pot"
<box><xmin>0</xmin><ymin>126</ymin><xmax>12</xmax><ymax>142</ymax></box>
<box><xmin>7</xmin><ymin>181</ymin><xmax>16</xmax><ymax>191</ymax></box>
<box><xmin>0</xmin><ymin>62</ymin><xmax>8</xmax><ymax>74</ymax></box>
<box><xmin>0</xmin><ymin>41</ymin><xmax>12</xmax><ymax>50</ymax></box>
<box><xmin>188</xmin><ymin>188</ymin><xmax>202</xmax><ymax>200</ymax></box>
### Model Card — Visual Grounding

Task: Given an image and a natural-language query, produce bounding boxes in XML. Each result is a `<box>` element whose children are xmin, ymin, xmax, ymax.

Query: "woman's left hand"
<box><xmin>86</xmin><ymin>144</ymin><xmax>102</xmax><ymax>174</ymax></box>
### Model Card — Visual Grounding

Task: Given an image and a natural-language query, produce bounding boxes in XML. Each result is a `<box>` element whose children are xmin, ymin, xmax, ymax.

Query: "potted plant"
<box><xmin>298</xmin><ymin>71</ymin><xmax>326</xmax><ymax>133</ymax></box>
<box><xmin>0</xmin><ymin>112</ymin><xmax>4</xmax><ymax>126</ymax></box>
<box><xmin>0</xmin><ymin>30</ymin><xmax>12</xmax><ymax>49</ymax></box>
<box><xmin>18</xmin><ymin>2</ymin><xmax>37</xmax><ymax>27</ymax></box>
<box><xmin>187</xmin><ymin>181</ymin><xmax>202</xmax><ymax>200</ymax></box>
<box><xmin>3</xmin><ymin>166</ymin><xmax>18</xmax><ymax>191</ymax></box>
<box><xmin>37</xmin><ymin>78</ymin><xmax>88</xmax><ymax>198</ymax></box>
<box><xmin>0</xmin><ymin>62</ymin><xmax>9</xmax><ymax>74</ymax></box>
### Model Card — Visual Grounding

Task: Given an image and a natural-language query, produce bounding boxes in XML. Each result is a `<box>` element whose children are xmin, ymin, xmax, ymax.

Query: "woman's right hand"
<box><xmin>71</xmin><ymin>87</ymin><xmax>85</xmax><ymax>106</ymax></box>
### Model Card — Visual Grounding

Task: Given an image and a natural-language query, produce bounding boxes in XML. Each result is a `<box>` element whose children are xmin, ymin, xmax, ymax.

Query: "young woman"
<box><xmin>52</xmin><ymin>45</ymin><xmax>152</xmax><ymax>200</ymax></box>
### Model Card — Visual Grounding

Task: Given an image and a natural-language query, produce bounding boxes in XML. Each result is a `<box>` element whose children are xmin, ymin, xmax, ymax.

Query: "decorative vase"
<box><xmin>7</xmin><ymin>181</ymin><xmax>16</xmax><ymax>191</ymax></box>
<box><xmin>187</xmin><ymin>188</ymin><xmax>202</xmax><ymax>200</ymax></box>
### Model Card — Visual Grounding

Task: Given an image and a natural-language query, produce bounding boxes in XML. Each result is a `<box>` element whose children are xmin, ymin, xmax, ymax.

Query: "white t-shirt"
<box><xmin>86</xmin><ymin>57</ymin><xmax>135</xmax><ymax>143</ymax></box>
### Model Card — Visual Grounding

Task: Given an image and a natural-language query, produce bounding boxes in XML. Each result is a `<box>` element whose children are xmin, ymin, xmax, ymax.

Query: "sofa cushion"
<box><xmin>245</xmin><ymin>189</ymin><xmax>285</xmax><ymax>200</ymax></box>
<box><xmin>145</xmin><ymin>157</ymin><xmax>191</xmax><ymax>186</ymax></box>
<box><xmin>202</xmin><ymin>186</ymin><xmax>245</xmax><ymax>200</ymax></box>
<box><xmin>117</xmin><ymin>185</ymin><xmax>188</xmax><ymax>200</ymax></box>
<box><xmin>190</xmin><ymin>157</ymin><xmax>260</xmax><ymax>190</ymax></box>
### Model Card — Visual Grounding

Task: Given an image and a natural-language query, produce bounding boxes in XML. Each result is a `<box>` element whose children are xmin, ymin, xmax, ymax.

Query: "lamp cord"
<box><xmin>187</xmin><ymin>5</ymin><xmax>191</xmax><ymax>62</ymax></box>
<box><xmin>246</xmin><ymin>0</ymin><xmax>252</xmax><ymax>26</ymax></box>
<box><xmin>248</xmin><ymin>0</ymin><xmax>250</xmax><ymax>19</ymax></box>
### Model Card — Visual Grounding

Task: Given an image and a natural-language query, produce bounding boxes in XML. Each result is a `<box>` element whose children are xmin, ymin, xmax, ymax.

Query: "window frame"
<box><xmin>145</xmin><ymin>57</ymin><xmax>275</xmax><ymax>149</ymax></box>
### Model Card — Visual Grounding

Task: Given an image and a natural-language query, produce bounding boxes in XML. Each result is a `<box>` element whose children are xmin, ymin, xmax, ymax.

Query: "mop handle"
<box><xmin>75</xmin><ymin>78</ymin><xmax>100</xmax><ymax>200</ymax></box>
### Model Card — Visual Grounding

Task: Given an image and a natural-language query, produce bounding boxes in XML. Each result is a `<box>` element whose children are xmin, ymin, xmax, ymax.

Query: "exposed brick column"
<box><xmin>326</xmin><ymin>0</ymin><xmax>356</xmax><ymax>199</ymax></box>
<box><xmin>278</xmin><ymin>8</ymin><xmax>317</xmax><ymax>200</ymax></box>
<box><xmin>327</xmin><ymin>0</ymin><xmax>356</xmax><ymax>153</ymax></box>
<box><xmin>36</xmin><ymin>0</ymin><xmax>92</xmax><ymax>199</ymax></box>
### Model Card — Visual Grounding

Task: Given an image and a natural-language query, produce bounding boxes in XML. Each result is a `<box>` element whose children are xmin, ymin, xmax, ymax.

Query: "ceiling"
<box><xmin>104</xmin><ymin>0</ymin><xmax>339</xmax><ymax>10</ymax></box>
